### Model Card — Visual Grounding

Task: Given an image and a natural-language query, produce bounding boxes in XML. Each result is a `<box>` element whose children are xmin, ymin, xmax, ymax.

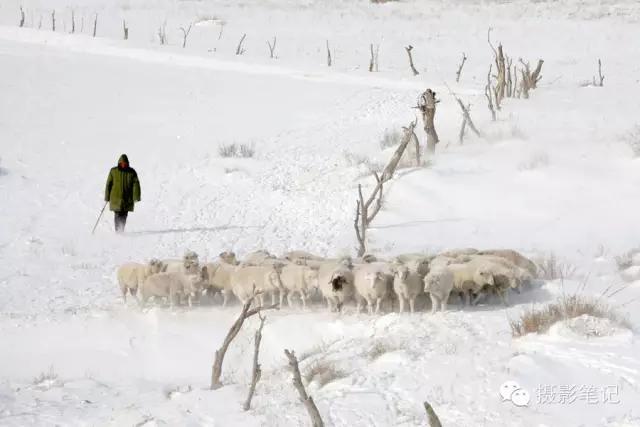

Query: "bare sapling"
<box><xmin>80</xmin><ymin>15</ymin><xmax>84</xmax><ymax>33</ymax></box>
<box><xmin>210</xmin><ymin>292</ymin><xmax>277</xmax><ymax>390</ymax></box>
<box><xmin>505</xmin><ymin>56</ymin><xmax>513</xmax><ymax>97</ymax></box>
<box><xmin>326</xmin><ymin>40</ymin><xmax>332</xmax><ymax>66</ymax></box>
<box><xmin>179</xmin><ymin>23</ymin><xmax>192</xmax><ymax>48</ymax></box>
<box><xmin>519</xmin><ymin>58</ymin><xmax>544</xmax><ymax>98</ymax></box>
<box><xmin>424</xmin><ymin>401</ymin><xmax>443</xmax><ymax>427</ymax></box>
<box><xmin>217</xmin><ymin>21</ymin><xmax>225</xmax><ymax>40</ymax></box>
<box><xmin>51</xmin><ymin>10</ymin><xmax>56</xmax><ymax>32</ymax></box>
<box><xmin>485</xmin><ymin>65</ymin><xmax>496</xmax><ymax>121</ymax></box>
<box><xmin>284</xmin><ymin>349</ymin><xmax>325</xmax><ymax>427</ymax></box>
<box><xmin>369</xmin><ymin>43</ymin><xmax>379</xmax><ymax>72</ymax></box>
<box><xmin>594</xmin><ymin>59</ymin><xmax>604</xmax><ymax>87</ymax></box>
<box><xmin>123</xmin><ymin>20</ymin><xmax>129</xmax><ymax>40</ymax></box>
<box><xmin>405</xmin><ymin>45</ymin><xmax>419</xmax><ymax>76</ymax></box>
<box><xmin>158</xmin><ymin>22</ymin><xmax>167</xmax><ymax>45</ymax></box>
<box><xmin>38</xmin><ymin>15</ymin><xmax>42</xmax><ymax>29</ymax></box>
<box><xmin>243</xmin><ymin>314</ymin><xmax>266</xmax><ymax>411</ymax></box>
<box><xmin>354</xmin><ymin>121</ymin><xmax>418</xmax><ymax>256</ymax></box>
<box><xmin>267</xmin><ymin>37</ymin><xmax>277</xmax><ymax>59</ymax></box>
<box><xmin>236</xmin><ymin>33</ymin><xmax>247</xmax><ymax>55</ymax></box>
<box><xmin>71</xmin><ymin>10</ymin><xmax>75</xmax><ymax>34</ymax></box>
<box><xmin>455</xmin><ymin>52</ymin><xmax>467</xmax><ymax>82</ymax></box>
<box><xmin>19</xmin><ymin>6</ymin><xmax>25</xmax><ymax>28</ymax></box>
<box><xmin>488</xmin><ymin>28</ymin><xmax>506</xmax><ymax>106</ymax></box>
<box><xmin>417</xmin><ymin>89</ymin><xmax>439</xmax><ymax>154</ymax></box>
<box><xmin>450</xmin><ymin>91</ymin><xmax>481</xmax><ymax>141</ymax></box>
<box><xmin>93</xmin><ymin>13</ymin><xmax>98</xmax><ymax>37</ymax></box>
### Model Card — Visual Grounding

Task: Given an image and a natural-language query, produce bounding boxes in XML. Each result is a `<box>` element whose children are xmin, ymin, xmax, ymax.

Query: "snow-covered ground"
<box><xmin>1</xmin><ymin>0</ymin><xmax>640</xmax><ymax>425</ymax></box>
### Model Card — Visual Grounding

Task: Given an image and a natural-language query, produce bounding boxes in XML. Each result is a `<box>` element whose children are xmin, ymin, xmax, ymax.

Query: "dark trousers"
<box><xmin>114</xmin><ymin>211</ymin><xmax>128</xmax><ymax>233</ymax></box>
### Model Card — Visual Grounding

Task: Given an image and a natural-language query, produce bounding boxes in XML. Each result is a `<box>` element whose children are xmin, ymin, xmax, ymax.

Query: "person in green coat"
<box><xmin>104</xmin><ymin>154</ymin><xmax>141</xmax><ymax>233</ymax></box>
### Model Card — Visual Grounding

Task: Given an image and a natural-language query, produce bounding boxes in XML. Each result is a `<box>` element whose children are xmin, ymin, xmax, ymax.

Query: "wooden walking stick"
<box><xmin>92</xmin><ymin>202</ymin><xmax>108</xmax><ymax>234</ymax></box>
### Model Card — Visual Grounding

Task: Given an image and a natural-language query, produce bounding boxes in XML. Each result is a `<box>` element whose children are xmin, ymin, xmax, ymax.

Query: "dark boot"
<box><xmin>114</xmin><ymin>211</ymin><xmax>128</xmax><ymax>233</ymax></box>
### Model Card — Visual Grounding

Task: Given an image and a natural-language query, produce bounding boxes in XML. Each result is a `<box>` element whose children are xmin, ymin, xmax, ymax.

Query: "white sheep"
<box><xmin>318</xmin><ymin>261</ymin><xmax>355</xmax><ymax>312</ymax></box>
<box><xmin>162</xmin><ymin>250</ymin><xmax>200</xmax><ymax>275</ymax></box>
<box><xmin>447</xmin><ymin>261</ymin><xmax>495</xmax><ymax>307</ymax></box>
<box><xmin>230</xmin><ymin>264</ymin><xmax>283</xmax><ymax>306</ymax></box>
<box><xmin>202</xmin><ymin>261</ymin><xmax>237</xmax><ymax>307</ymax></box>
<box><xmin>281</xmin><ymin>250</ymin><xmax>325</xmax><ymax>265</ymax></box>
<box><xmin>392</xmin><ymin>264</ymin><xmax>424</xmax><ymax>313</ymax></box>
<box><xmin>116</xmin><ymin>259</ymin><xmax>163</xmax><ymax>303</ymax></box>
<box><xmin>241</xmin><ymin>250</ymin><xmax>277</xmax><ymax>266</ymax></box>
<box><xmin>353</xmin><ymin>262</ymin><xmax>394</xmax><ymax>315</ymax></box>
<box><xmin>279</xmin><ymin>263</ymin><xmax>320</xmax><ymax>309</ymax></box>
<box><xmin>140</xmin><ymin>272</ymin><xmax>198</xmax><ymax>308</ymax></box>
<box><xmin>423</xmin><ymin>267</ymin><xmax>454</xmax><ymax>313</ymax></box>
<box><xmin>477</xmin><ymin>249</ymin><xmax>537</xmax><ymax>277</ymax></box>
<box><xmin>466</xmin><ymin>257</ymin><xmax>517</xmax><ymax>306</ymax></box>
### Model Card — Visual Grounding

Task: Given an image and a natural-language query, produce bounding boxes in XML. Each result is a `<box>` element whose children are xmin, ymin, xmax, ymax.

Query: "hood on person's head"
<box><xmin>118</xmin><ymin>154</ymin><xmax>129</xmax><ymax>169</ymax></box>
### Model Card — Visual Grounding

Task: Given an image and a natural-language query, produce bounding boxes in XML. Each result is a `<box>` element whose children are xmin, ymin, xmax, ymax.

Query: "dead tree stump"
<box><xmin>418</xmin><ymin>89</ymin><xmax>439</xmax><ymax>154</ymax></box>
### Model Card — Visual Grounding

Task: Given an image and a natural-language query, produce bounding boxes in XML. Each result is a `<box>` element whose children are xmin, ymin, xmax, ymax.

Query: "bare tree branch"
<box><xmin>158</xmin><ymin>22</ymin><xmax>167</xmax><ymax>45</ymax></box>
<box><xmin>179</xmin><ymin>23</ymin><xmax>192</xmax><ymax>48</ymax></box>
<box><xmin>123</xmin><ymin>19</ymin><xmax>129</xmax><ymax>40</ymax></box>
<box><xmin>51</xmin><ymin>10</ymin><xmax>55</xmax><ymax>32</ymax></box>
<box><xmin>92</xmin><ymin>13</ymin><xmax>98</xmax><ymax>38</ymax></box>
<box><xmin>455</xmin><ymin>52</ymin><xmax>467</xmax><ymax>83</ymax></box>
<box><xmin>236</xmin><ymin>33</ymin><xmax>247</xmax><ymax>55</ymax></box>
<box><xmin>405</xmin><ymin>45</ymin><xmax>419</xmax><ymax>76</ymax></box>
<box><xmin>326</xmin><ymin>40</ymin><xmax>332</xmax><ymax>67</ymax></box>
<box><xmin>595</xmin><ymin>58</ymin><xmax>604</xmax><ymax>87</ymax></box>
<box><xmin>19</xmin><ymin>6</ymin><xmax>25</xmax><ymax>28</ymax></box>
<box><xmin>243</xmin><ymin>314</ymin><xmax>266</xmax><ymax>411</ymax></box>
<box><xmin>485</xmin><ymin>65</ymin><xmax>496</xmax><ymax>121</ymax></box>
<box><xmin>424</xmin><ymin>401</ymin><xmax>443</xmax><ymax>427</ymax></box>
<box><xmin>284</xmin><ymin>350</ymin><xmax>325</xmax><ymax>427</ymax></box>
<box><xmin>211</xmin><ymin>294</ymin><xmax>277</xmax><ymax>390</ymax></box>
<box><xmin>267</xmin><ymin>36</ymin><xmax>277</xmax><ymax>59</ymax></box>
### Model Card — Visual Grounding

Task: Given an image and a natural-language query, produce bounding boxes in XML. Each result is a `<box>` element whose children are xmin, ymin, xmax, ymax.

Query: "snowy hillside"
<box><xmin>1</xmin><ymin>0</ymin><xmax>640</xmax><ymax>426</ymax></box>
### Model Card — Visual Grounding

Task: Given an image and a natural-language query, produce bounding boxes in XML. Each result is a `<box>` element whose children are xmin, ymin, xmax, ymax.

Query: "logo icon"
<box><xmin>500</xmin><ymin>381</ymin><xmax>531</xmax><ymax>407</ymax></box>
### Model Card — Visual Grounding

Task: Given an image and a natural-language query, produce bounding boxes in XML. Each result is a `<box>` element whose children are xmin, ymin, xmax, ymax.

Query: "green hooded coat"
<box><xmin>105</xmin><ymin>154</ymin><xmax>141</xmax><ymax>212</ymax></box>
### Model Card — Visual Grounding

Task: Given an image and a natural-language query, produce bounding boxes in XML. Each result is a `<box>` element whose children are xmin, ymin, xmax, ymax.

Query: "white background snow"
<box><xmin>0</xmin><ymin>0</ymin><xmax>639</xmax><ymax>425</ymax></box>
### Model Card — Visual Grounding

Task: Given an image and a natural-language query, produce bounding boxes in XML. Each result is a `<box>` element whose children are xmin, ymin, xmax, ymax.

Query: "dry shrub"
<box><xmin>33</xmin><ymin>366</ymin><xmax>59</xmax><ymax>386</ymax></box>
<box><xmin>509</xmin><ymin>295</ymin><xmax>630</xmax><ymax>337</ymax></box>
<box><xmin>379</xmin><ymin>129</ymin><xmax>403</xmax><ymax>149</ymax></box>
<box><xmin>625</xmin><ymin>125</ymin><xmax>640</xmax><ymax>158</ymax></box>
<box><xmin>218</xmin><ymin>143</ymin><xmax>255</xmax><ymax>158</ymax></box>
<box><xmin>368</xmin><ymin>340</ymin><xmax>398</xmax><ymax>360</ymax></box>
<box><xmin>343</xmin><ymin>150</ymin><xmax>384</xmax><ymax>176</ymax></box>
<box><xmin>303</xmin><ymin>360</ymin><xmax>347</xmax><ymax>387</ymax></box>
<box><xmin>536</xmin><ymin>253</ymin><xmax>576</xmax><ymax>280</ymax></box>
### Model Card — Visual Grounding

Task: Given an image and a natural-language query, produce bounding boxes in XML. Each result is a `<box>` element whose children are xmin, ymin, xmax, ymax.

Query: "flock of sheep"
<box><xmin>116</xmin><ymin>248</ymin><xmax>538</xmax><ymax>314</ymax></box>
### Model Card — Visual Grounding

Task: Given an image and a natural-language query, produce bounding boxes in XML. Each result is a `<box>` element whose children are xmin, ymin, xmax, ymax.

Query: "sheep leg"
<box><xmin>375</xmin><ymin>298</ymin><xmax>382</xmax><ymax>315</ymax></box>
<box><xmin>366</xmin><ymin>298</ymin><xmax>374</xmax><ymax>315</ymax></box>
<box><xmin>472</xmin><ymin>291</ymin><xmax>486</xmax><ymax>306</ymax></box>
<box><xmin>280</xmin><ymin>289</ymin><xmax>287</xmax><ymax>307</ymax></box>
<box><xmin>429</xmin><ymin>294</ymin><xmax>440</xmax><ymax>314</ymax></box>
<box><xmin>441</xmin><ymin>295</ymin><xmax>448</xmax><ymax>312</ymax></box>
<box><xmin>222</xmin><ymin>290</ymin><xmax>229</xmax><ymax>308</ymax></box>
<box><xmin>271</xmin><ymin>291</ymin><xmax>277</xmax><ymax>306</ymax></box>
<box><xmin>287</xmin><ymin>291</ymin><xmax>295</xmax><ymax>308</ymax></box>
<box><xmin>300</xmin><ymin>290</ymin><xmax>308</xmax><ymax>310</ymax></box>
<box><xmin>499</xmin><ymin>289</ymin><xmax>510</xmax><ymax>307</ymax></box>
<box><xmin>409</xmin><ymin>297</ymin><xmax>416</xmax><ymax>314</ymax></box>
<box><xmin>463</xmin><ymin>290</ymin><xmax>471</xmax><ymax>307</ymax></box>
